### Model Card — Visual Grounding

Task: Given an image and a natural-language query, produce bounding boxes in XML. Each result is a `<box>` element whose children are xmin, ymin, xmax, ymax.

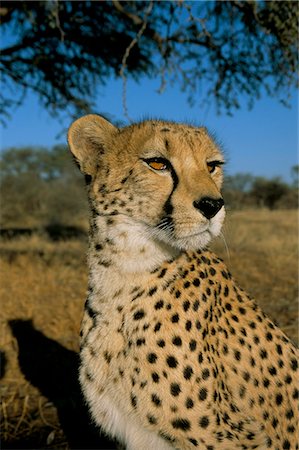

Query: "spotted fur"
<box><xmin>68</xmin><ymin>115</ymin><xmax>298</xmax><ymax>450</ymax></box>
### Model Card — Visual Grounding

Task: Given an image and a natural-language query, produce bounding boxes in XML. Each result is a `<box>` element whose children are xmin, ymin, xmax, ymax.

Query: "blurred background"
<box><xmin>0</xmin><ymin>1</ymin><xmax>298</xmax><ymax>449</ymax></box>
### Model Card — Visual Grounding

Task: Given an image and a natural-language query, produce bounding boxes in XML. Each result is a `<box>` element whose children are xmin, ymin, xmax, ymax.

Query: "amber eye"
<box><xmin>207</xmin><ymin>161</ymin><xmax>224</xmax><ymax>174</ymax></box>
<box><xmin>143</xmin><ymin>157</ymin><xmax>170</xmax><ymax>171</ymax></box>
<box><xmin>149</xmin><ymin>161</ymin><xmax>167</xmax><ymax>170</ymax></box>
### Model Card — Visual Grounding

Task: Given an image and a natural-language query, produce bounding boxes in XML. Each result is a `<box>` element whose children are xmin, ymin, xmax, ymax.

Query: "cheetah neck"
<box><xmin>88</xmin><ymin>214</ymin><xmax>180</xmax><ymax>288</ymax></box>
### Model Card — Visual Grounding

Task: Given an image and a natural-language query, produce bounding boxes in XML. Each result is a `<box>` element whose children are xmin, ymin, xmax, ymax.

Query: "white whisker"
<box><xmin>219</xmin><ymin>231</ymin><xmax>230</xmax><ymax>262</ymax></box>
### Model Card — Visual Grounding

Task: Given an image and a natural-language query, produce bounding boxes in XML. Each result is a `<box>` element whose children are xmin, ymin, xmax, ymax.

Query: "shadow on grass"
<box><xmin>0</xmin><ymin>349</ymin><xmax>7</xmax><ymax>379</ymax></box>
<box><xmin>6</xmin><ymin>319</ymin><xmax>118</xmax><ymax>450</ymax></box>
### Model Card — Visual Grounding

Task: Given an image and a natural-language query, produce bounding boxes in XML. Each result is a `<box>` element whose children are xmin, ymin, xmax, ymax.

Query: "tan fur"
<box><xmin>68</xmin><ymin>115</ymin><xmax>298</xmax><ymax>450</ymax></box>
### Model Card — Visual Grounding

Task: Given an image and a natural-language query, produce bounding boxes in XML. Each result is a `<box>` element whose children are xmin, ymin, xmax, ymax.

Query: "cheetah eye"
<box><xmin>143</xmin><ymin>158</ymin><xmax>170</xmax><ymax>171</ymax></box>
<box><xmin>207</xmin><ymin>160</ymin><xmax>224</xmax><ymax>174</ymax></box>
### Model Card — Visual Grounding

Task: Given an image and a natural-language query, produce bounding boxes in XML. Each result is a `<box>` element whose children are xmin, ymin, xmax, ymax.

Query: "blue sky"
<box><xmin>1</xmin><ymin>76</ymin><xmax>298</xmax><ymax>182</ymax></box>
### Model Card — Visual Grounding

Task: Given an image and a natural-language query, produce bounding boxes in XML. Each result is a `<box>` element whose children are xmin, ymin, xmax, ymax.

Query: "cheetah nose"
<box><xmin>193</xmin><ymin>197</ymin><xmax>224</xmax><ymax>219</ymax></box>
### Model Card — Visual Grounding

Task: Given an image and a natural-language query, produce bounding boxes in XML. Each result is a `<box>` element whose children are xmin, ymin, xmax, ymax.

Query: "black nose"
<box><xmin>193</xmin><ymin>197</ymin><xmax>224</xmax><ymax>219</ymax></box>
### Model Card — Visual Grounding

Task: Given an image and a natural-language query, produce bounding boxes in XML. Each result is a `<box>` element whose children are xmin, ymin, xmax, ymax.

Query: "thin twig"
<box><xmin>52</xmin><ymin>0</ymin><xmax>65</xmax><ymax>42</ymax></box>
<box><xmin>13</xmin><ymin>394</ymin><xmax>29</xmax><ymax>436</ymax></box>
<box><xmin>38</xmin><ymin>397</ymin><xmax>58</xmax><ymax>429</ymax></box>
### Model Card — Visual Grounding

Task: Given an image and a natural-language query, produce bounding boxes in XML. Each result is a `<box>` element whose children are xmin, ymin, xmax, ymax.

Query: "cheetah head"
<box><xmin>68</xmin><ymin>114</ymin><xmax>225</xmax><ymax>251</ymax></box>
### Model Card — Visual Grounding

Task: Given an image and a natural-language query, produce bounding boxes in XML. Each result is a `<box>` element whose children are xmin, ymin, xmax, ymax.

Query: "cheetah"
<box><xmin>68</xmin><ymin>115</ymin><xmax>298</xmax><ymax>450</ymax></box>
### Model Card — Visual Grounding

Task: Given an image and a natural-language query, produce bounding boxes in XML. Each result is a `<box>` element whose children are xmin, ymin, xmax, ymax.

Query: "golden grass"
<box><xmin>0</xmin><ymin>209</ymin><xmax>298</xmax><ymax>449</ymax></box>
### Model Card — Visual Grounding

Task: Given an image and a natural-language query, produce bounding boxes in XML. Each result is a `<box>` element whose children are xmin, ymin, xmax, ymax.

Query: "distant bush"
<box><xmin>223</xmin><ymin>172</ymin><xmax>298</xmax><ymax>210</ymax></box>
<box><xmin>0</xmin><ymin>145</ymin><xmax>88</xmax><ymax>228</ymax></box>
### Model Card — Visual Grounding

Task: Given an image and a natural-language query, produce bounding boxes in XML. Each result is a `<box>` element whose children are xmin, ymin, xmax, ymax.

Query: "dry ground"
<box><xmin>0</xmin><ymin>209</ymin><xmax>298</xmax><ymax>449</ymax></box>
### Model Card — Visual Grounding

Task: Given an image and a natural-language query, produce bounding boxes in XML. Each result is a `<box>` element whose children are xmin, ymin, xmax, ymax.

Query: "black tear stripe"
<box><xmin>163</xmin><ymin>160</ymin><xmax>179</xmax><ymax>216</ymax></box>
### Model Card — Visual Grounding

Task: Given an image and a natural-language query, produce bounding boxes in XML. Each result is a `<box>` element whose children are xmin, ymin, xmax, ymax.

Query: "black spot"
<box><xmin>189</xmin><ymin>340</ymin><xmax>197</xmax><ymax>351</ymax></box>
<box><xmin>157</xmin><ymin>339</ymin><xmax>165</xmax><ymax>347</ymax></box>
<box><xmin>155</xmin><ymin>300</ymin><xmax>164</xmax><ymax>310</ymax></box>
<box><xmin>283</xmin><ymin>440</ymin><xmax>291</xmax><ymax>449</ymax></box>
<box><xmin>253</xmin><ymin>335</ymin><xmax>260</xmax><ymax>345</ymax></box>
<box><xmin>150</xmin><ymin>372</ymin><xmax>159</xmax><ymax>383</ymax></box>
<box><xmin>183</xmin><ymin>300</ymin><xmax>190</xmax><ymax>311</ymax></box>
<box><xmin>184</xmin><ymin>281</ymin><xmax>191</xmax><ymax>288</ymax></box>
<box><xmin>175</xmin><ymin>290</ymin><xmax>181</xmax><ymax>298</ymax></box>
<box><xmin>147</xmin><ymin>414</ymin><xmax>157</xmax><ymax>425</ymax></box>
<box><xmin>202</xmin><ymin>368</ymin><xmax>210</xmax><ymax>380</ymax></box>
<box><xmin>159</xmin><ymin>431</ymin><xmax>175</xmax><ymax>443</ymax></box>
<box><xmin>198</xmin><ymin>387</ymin><xmax>208</xmax><ymax>401</ymax></box>
<box><xmin>171</xmin><ymin>313</ymin><xmax>179</xmax><ymax>323</ymax></box>
<box><xmin>131</xmin><ymin>289</ymin><xmax>145</xmax><ymax>302</ymax></box>
<box><xmin>136</xmin><ymin>338</ymin><xmax>146</xmax><ymax>346</ymax></box>
<box><xmin>131</xmin><ymin>394</ymin><xmax>137</xmax><ymax>408</ymax></box>
<box><xmin>193</xmin><ymin>300</ymin><xmax>200</xmax><ymax>311</ymax></box>
<box><xmin>239</xmin><ymin>386</ymin><xmax>246</xmax><ymax>398</ymax></box>
<box><xmin>185</xmin><ymin>320</ymin><xmax>192</xmax><ymax>331</ymax></box>
<box><xmin>286</xmin><ymin>409</ymin><xmax>294</xmax><ymax>420</ymax></box>
<box><xmin>149</xmin><ymin>287</ymin><xmax>157</xmax><ymax>296</ymax></box>
<box><xmin>222</xmin><ymin>344</ymin><xmax>228</xmax><ymax>355</ymax></box>
<box><xmin>151</xmin><ymin>393</ymin><xmax>162</xmax><ymax>407</ymax></box>
<box><xmin>170</xmin><ymin>383</ymin><xmax>181</xmax><ymax>396</ymax></box>
<box><xmin>291</xmin><ymin>358</ymin><xmax>298</xmax><ymax>371</ymax></box>
<box><xmin>171</xmin><ymin>418</ymin><xmax>190</xmax><ymax>431</ymax></box>
<box><xmin>188</xmin><ymin>438</ymin><xmax>198</xmax><ymax>446</ymax></box>
<box><xmin>172</xmin><ymin>336</ymin><xmax>182</xmax><ymax>346</ymax></box>
<box><xmin>193</xmin><ymin>278</ymin><xmax>200</xmax><ymax>287</ymax></box>
<box><xmin>147</xmin><ymin>353</ymin><xmax>157</xmax><ymax>364</ymax></box>
<box><xmin>268</xmin><ymin>366</ymin><xmax>277</xmax><ymax>376</ymax></box>
<box><xmin>167</xmin><ymin>356</ymin><xmax>178</xmax><ymax>368</ymax></box>
<box><xmin>158</xmin><ymin>268</ymin><xmax>167</xmax><ymax>278</ymax></box>
<box><xmin>234</xmin><ymin>350</ymin><xmax>241</xmax><ymax>361</ymax></box>
<box><xmin>209</xmin><ymin>267</ymin><xmax>216</xmax><ymax>276</ymax></box>
<box><xmin>293</xmin><ymin>388</ymin><xmax>299</xmax><ymax>399</ymax></box>
<box><xmin>275</xmin><ymin>393</ymin><xmax>283</xmax><ymax>405</ymax></box>
<box><xmin>243</xmin><ymin>371</ymin><xmax>250</xmax><ymax>382</ymax></box>
<box><xmin>199</xmin><ymin>416</ymin><xmax>209</xmax><ymax>428</ymax></box>
<box><xmin>183</xmin><ymin>366</ymin><xmax>193</xmax><ymax>380</ymax></box>
<box><xmin>154</xmin><ymin>322</ymin><xmax>162</xmax><ymax>332</ymax></box>
<box><xmin>276</xmin><ymin>344</ymin><xmax>283</xmax><ymax>355</ymax></box>
<box><xmin>185</xmin><ymin>397</ymin><xmax>194</xmax><ymax>409</ymax></box>
<box><xmin>260</xmin><ymin>349</ymin><xmax>268</xmax><ymax>359</ymax></box>
<box><xmin>224</xmin><ymin>286</ymin><xmax>229</xmax><ymax>297</ymax></box>
<box><xmin>103</xmin><ymin>351</ymin><xmax>112</xmax><ymax>363</ymax></box>
<box><xmin>266</xmin><ymin>332</ymin><xmax>273</xmax><ymax>341</ymax></box>
<box><xmin>133</xmin><ymin>309</ymin><xmax>145</xmax><ymax>320</ymax></box>
<box><xmin>198</xmin><ymin>352</ymin><xmax>203</xmax><ymax>364</ymax></box>
<box><xmin>225</xmin><ymin>302</ymin><xmax>232</xmax><ymax>311</ymax></box>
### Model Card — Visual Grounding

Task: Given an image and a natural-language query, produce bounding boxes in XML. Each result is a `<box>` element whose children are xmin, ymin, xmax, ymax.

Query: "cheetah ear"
<box><xmin>68</xmin><ymin>114</ymin><xmax>117</xmax><ymax>175</ymax></box>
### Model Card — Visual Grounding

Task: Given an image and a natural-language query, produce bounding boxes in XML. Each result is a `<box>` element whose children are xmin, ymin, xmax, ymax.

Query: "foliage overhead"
<box><xmin>1</xmin><ymin>0</ymin><xmax>298</xmax><ymax>121</ymax></box>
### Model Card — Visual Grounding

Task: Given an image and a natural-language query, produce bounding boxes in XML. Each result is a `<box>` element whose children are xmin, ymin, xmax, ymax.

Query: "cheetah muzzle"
<box><xmin>68</xmin><ymin>115</ymin><xmax>298</xmax><ymax>450</ymax></box>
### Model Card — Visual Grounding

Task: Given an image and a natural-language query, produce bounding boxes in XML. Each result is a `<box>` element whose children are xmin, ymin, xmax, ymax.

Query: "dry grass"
<box><xmin>0</xmin><ymin>209</ymin><xmax>298</xmax><ymax>449</ymax></box>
